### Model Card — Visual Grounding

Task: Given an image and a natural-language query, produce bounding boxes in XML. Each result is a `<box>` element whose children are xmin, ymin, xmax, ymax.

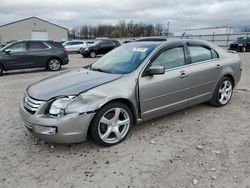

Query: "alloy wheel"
<box><xmin>98</xmin><ymin>107</ymin><xmax>130</xmax><ymax>144</ymax></box>
<box><xmin>218</xmin><ymin>80</ymin><xmax>232</xmax><ymax>105</ymax></box>
<box><xmin>49</xmin><ymin>59</ymin><xmax>61</xmax><ymax>71</ymax></box>
<box><xmin>90</xmin><ymin>51</ymin><xmax>96</xmax><ymax>58</ymax></box>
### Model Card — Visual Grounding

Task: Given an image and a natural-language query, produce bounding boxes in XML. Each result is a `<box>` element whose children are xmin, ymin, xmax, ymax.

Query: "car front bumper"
<box><xmin>19</xmin><ymin>102</ymin><xmax>95</xmax><ymax>144</ymax></box>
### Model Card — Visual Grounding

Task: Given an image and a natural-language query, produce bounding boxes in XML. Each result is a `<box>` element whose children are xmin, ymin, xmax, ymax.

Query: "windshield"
<box><xmin>235</xmin><ymin>37</ymin><xmax>246</xmax><ymax>44</ymax></box>
<box><xmin>91</xmin><ymin>43</ymin><xmax>157</xmax><ymax>74</ymax></box>
<box><xmin>92</xmin><ymin>40</ymin><xmax>102</xmax><ymax>46</ymax></box>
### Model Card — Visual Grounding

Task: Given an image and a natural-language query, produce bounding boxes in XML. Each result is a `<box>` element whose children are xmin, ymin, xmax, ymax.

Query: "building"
<box><xmin>0</xmin><ymin>17</ymin><xmax>68</xmax><ymax>45</ymax></box>
<box><xmin>174</xmin><ymin>27</ymin><xmax>234</xmax><ymax>37</ymax></box>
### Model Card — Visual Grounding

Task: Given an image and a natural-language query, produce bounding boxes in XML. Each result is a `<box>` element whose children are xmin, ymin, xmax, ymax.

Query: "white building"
<box><xmin>0</xmin><ymin>17</ymin><xmax>68</xmax><ymax>45</ymax></box>
<box><xmin>174</xmin><ymin>27</ymin><xmax>234</xmax><ymax>37</ymax></box>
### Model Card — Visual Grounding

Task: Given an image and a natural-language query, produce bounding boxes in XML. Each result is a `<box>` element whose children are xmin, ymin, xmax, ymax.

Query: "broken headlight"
<box><xmin>49</xmin><ymin>96</ymin><xmax>75</xmax><ymax>116</ymax></box>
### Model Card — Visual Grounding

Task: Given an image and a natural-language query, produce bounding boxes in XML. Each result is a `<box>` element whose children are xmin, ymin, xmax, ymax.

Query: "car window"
<box><xmin>7</xmin><ymin>42</ymin><xmax>26</xmax><ymax>53</ymax></box>
<box><xmin>189</xmin><ymin>45</ymin><xmax>214</xmax><ymax>63</ymax></box>
<box><xmin>100</xmin><ymin>41</ymin><xmax>114</xmax><ymax>47</ymax></box>
<box><xmin>211</xmin><ymin>49</ymin><xmax>219</xmax><ymax>59</ymax></box>
<box><xmin>152</xmin><ymin>47</ymin><xmax>185</xmax><ymax>69</ymax></box>
<box><xmin>72</xmin><ymin>42</ymin><xmax>84</xmax><ymax>45</ymax></box>
<box><xmin>29</xmin><ymin>42</ymin><xmax>48</xmax><ymax>51</ymax></box>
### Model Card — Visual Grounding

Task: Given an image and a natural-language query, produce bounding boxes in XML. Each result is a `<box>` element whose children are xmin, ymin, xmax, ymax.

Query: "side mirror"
<box><xmin>148</xmin><ymin>65</ymin><xmax>165</xmax><ymax>75</ymax></box>
<box><xmin>4</xmin><ymin>49</ymin><xmax>11</xmax><ymax>54</ymax></box>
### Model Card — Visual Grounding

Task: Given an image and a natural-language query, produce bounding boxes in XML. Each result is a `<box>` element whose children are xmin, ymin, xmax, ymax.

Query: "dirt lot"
<box><xmin>0</xmin><ymin>52</ymin><xmax>250</xmax><ymax>188</ymax></box>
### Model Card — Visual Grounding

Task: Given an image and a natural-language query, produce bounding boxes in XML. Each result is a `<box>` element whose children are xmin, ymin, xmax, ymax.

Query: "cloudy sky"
<box><xmin>0</xmin><ymin>0</ymin><xmax>249</xmax><ymax>31</ymax></box>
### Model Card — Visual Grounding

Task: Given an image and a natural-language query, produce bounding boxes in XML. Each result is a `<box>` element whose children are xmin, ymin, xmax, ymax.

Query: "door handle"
<box><xmin>179</xmin><ymin>71</ymin><xmax>188</xmax><ymax>78</ymax></box>
<box><xmin>216</xmin><ymin>64</ymin><xmax>221</xmax><ymax>69</ymax></box>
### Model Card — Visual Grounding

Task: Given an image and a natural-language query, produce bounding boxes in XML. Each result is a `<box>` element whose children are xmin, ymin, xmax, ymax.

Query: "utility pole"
<box><xmin>167</xmin><ymin>21</ymin><xmax>170</xmax><ymax>37</ymax></box>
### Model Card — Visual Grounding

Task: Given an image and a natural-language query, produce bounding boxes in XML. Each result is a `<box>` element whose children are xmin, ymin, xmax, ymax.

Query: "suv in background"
<box><xmin>0</xmin><ymin>40</ymin><xmax>69</xmax><ymax>76</ymax></box>
<box><xmin>229</xmin><ymin>37</ymin><xmax>250</xmax><ymax>52</ymax></box>
<box><xmin>80</xmin><ymin>39</ymin><xmax>120</xmax><ymax>58</ymax></box>
<box><xmin>63</xmin><ymin>40</ymin><xmax>87</xmax><ymax>53</ymax></box>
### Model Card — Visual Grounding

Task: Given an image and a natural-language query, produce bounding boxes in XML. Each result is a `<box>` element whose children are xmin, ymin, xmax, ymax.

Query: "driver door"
<box><xmin>2</xmin><ymin>42</ymin><xmax>28</xmax><ymax>70</ymax></box>
<box><xmin>139</xmin><ymin>44</ymin><xmax>190</xmax><ymax>120</ymax></box>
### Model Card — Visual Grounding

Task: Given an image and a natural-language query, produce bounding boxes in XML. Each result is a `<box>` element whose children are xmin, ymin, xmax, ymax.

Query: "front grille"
<box><xmin>23</xmin><ymin>93</ymin><xmax>43</xmax><ymax>114</ymax></box>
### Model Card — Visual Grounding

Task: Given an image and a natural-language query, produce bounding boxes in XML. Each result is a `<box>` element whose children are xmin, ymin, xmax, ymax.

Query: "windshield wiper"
<box><xmin>91</xmin><ymin>67</ymin><xmax>110</xmax><ymax>73</ymax></box>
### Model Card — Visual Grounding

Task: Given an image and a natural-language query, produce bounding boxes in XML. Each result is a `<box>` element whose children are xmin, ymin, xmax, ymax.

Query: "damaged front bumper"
<box><xmin>19</xmin><ymin>101</ymin><xmax>95</xmax><ymax>144</ymax></box>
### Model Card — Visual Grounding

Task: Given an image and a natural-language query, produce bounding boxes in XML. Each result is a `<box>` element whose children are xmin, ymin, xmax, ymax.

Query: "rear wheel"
<box><xmin>209</xmin><ymin>77</ymin><xmax>233</xmax><ymax>107</ymax></box>
<box><xmin>89</xmin><ymin>51</ymin><xmax>96</xmax><ymax>58</ymax></box>
<box><xmin>90</xmin><ymin>102</ymin><xmax>133</xmax><ymax>146</ymax></box>
<box><xmin>0</xmin><ymin>64</ymin><xmax>3</xmax><ymax>76</ymax></box>
<box><xmin>47</xmin><ymin>58</ymin><xmax>61</xmax><ymax>71</ymax></box>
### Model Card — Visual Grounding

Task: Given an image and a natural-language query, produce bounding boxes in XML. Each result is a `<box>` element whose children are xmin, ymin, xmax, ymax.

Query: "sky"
<box><xmin>0</xmin><ymin>0</ymin><xmax>249</xmax><ymax>31</ymax></box>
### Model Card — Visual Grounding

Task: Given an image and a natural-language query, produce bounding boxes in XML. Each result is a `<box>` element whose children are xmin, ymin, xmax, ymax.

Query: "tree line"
<box><xmin>70</xmin><ymin>20</ymin><xmax>171</xmax><ymax>39</ymax></box>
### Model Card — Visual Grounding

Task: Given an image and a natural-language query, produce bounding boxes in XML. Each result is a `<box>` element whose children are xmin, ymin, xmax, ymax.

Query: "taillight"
<box><xmin>63</xmin><ymin>48</ymin><xmax>68</xmax><ymax>54</ymax></box>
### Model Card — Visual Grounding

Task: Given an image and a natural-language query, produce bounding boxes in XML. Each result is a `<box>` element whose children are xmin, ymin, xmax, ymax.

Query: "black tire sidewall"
<box><xmin>0</xmin><ymin>65</ymin><xmax>3</xmax><ymax>76</ymax></box>
<box><xmin>90</xmin><ymin>102</ymin><xmax>133</xmax><ymax>146</ymax></box>
<box><xmin>48</xmin><ymin>58</ymin><xmax>61</xmax><ymax>71</ymax></box>
<box><xmin>211</xmin><ymin>77</ymin><xmax>233</xmax><ymax>107</ymax></box>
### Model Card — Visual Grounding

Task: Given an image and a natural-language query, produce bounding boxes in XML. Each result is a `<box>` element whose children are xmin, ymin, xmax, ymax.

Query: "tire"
<box><xmin>89</xmin><ymin>51</ymin><xmax>96</xmax><ymax>58</ymax></box>
<box><xmin>90</xmin><ymin>102</ymin><xmax>133</xmax><ymax>146</ymax></box>
<box><xmin>0</xmin><ymin>64</ymin><xmax>3</xmax><ymax>76</ymax></box>
<box><xmin>47</xmin><ymin>58</ymin><xmax>61</xmax><ymax>71</ymax></box>
<box><xmin>209</xmin><ymin>77</ymin><xmax>233</xmax><ymax>107</ymax></box>
<box><xmin>242</xmin><ymin>47</ymin><xmax>246</xmax><ymax>53</ymax></box>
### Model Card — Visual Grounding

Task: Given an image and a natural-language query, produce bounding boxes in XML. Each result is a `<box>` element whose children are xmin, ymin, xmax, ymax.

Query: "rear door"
<box><xmin>1</xmin><ymin>41</ymin><xmax>28</xmax><ymax>70</ymax></box>
<box><xmin>139</xmin><ymin>43</ymin><xmax>191</xmax><ymax>120</ymax></box>
<box><xmin>187</xmin><ymin>43</ymin><xmax>221</xmax><ymax>105</ymax></box>
<box><xmin>27</xmin><ymin>41</ymin><xmax>51</xmax><ymax>68</ymax></box>
<box><xmin>98</xmin><ymin>41</ymin><xmax>115</xmax><ymax>54</ymax></box>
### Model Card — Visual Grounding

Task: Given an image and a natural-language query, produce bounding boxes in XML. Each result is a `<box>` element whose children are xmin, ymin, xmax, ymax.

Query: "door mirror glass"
<box><xmin>148</xmin><ymin>65</ymin><xmax>165</xmax><ymax>75</ymax></box>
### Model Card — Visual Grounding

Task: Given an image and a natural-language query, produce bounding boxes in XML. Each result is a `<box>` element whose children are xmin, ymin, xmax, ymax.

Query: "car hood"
<box><xmin>26</xmin><ymin>69</ymin><xmax>123</xmax><ymax>100</ymax></box>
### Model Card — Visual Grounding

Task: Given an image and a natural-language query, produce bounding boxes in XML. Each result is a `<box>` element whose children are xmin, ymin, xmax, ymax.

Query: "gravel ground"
<box><xmin>0</xmin><ymin>52</ymin><xmax>250</xmax><ymax>188</ymax></box>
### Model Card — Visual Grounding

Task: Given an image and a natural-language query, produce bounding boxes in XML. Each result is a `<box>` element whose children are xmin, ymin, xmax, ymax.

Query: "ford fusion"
<box><xmin>20</xmin><ymin>39</ymin><xmax>242</xmax><ymax>146</ymax></box>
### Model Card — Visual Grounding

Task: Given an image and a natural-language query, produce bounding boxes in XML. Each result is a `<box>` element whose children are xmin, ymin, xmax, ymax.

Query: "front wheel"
<box><xmin>241</xmin><ymin>47</ymin><xmax>246</xmax><ymax>52</ymax></box>
<box><xmin>0</xmin><ymin>64</ymin><xmax>3</xmax><ymax>76</ymax></box>
<box><xmin>209</xmin><ymin>77</ymin><xmax>233</xmax><ymax>107</ymax></box>
<box><xmin>90</xmin><ymin>102</ymin><xmax>133</xmax><ymax>146</ymax></box>
<box><xmin>47</xmin><ymin>58</ymin><xmax>61</xmax><ymax>71</ymax></box>
<box><xmin>89</xmin><ymin>51</ymin><xmax>96</xmax><ymax>58</ymax></box>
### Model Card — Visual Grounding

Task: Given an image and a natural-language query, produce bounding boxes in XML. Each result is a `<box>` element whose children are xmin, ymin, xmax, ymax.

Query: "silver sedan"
<box><xmin>20</xmin><ymin>39</ymin><xmax>242</xmax><ymax>146</ymax></box>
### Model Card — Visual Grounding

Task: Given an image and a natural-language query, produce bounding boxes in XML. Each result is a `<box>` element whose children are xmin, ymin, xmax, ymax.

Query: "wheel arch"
<box><xmin>0</xmin><ymin>62</ymin><xmax>6</xmax><ymax>71</ymax></box>
<box><xmin>223</xmin><ymin>74</ymin><xmax>235</xmax><ymax>88</ymax></box>
<box><xmin>87</xmin><ymin>98</ymin><xmax>138</xmax><ymax>135</ymax></box>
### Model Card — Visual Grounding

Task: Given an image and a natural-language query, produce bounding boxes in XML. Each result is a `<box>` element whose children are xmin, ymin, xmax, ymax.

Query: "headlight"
<box><xmin>49</xmin><ymin>96</ymin><xmax>75</xmax><ymax>116</ymax></box>
<box><xmin>238</xmin><ymin>44</ymin><xmax>243</xmax><ymax>46</ymax></box>
<box><xmin>85</xmin><ymin>47</ymin><xmax>89</xmax><ymax>51</ymax></box>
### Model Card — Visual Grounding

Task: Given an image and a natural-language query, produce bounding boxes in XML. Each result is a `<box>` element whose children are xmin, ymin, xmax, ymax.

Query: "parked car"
<box><xmin>80</xmin><ymin>39</ymin><xmax>120</xmax><ymax>58</ymax></box>
<box><xmin>63</xmin><ymin>40</ymin><xmax>87</xmax><ymax>53</ymax></box>
<box><xmin>0</xmin><ymin>40</ymin><xmax>68</xmax><ymax>76</ymax></box>
<box><xmin>229</xmin><ymin>37</ymin><xmax>250</xmax><ymax>52</ymax></box>
<box><xmin>20</xmin><ymin>39</ymin><xmax>242</xmax><ymax>146</ymax></box>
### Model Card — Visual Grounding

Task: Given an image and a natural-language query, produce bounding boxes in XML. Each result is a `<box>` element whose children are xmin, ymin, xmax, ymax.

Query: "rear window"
<box><xmin>189</xmin><ymin>45</ymin><xmax>218</xmax><ymax>63</ymax></box>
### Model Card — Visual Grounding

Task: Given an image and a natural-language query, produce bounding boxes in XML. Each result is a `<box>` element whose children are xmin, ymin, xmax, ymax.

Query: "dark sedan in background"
<box><xmin>80</xmin><ymin>39</ymin><xmax>120</xmax><ymax>58</ymax></box>
<box><xmin>0</xmin><ymin>40</ymin><xmax>69</xmax><ymax>76</ymax></box>
<box><xmin>229</xmin><ymin>37</ymin><xmax>250</xmax><ymax>52</ymax></box>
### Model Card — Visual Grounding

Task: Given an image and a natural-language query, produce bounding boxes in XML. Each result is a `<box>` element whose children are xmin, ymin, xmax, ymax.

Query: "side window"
<box><xmin>29</xmin><ymin>42</ymin><xmax>48</xmax><ymax>51</ymax></box>
<box><xmin>152</xmin><ymin>47</ymin><xmax>185</xmax><ymax>69</ymax></box>
<box><xmin>211</xmin><ymin>49</ymin><xmax>219</xmax><ymax>59</ymax></box>
<box><xmin>189</xmin><ymin>45</ymin><xmax>213</xmax><ymax>63</ymax></box>
<box><xmin>100</xmin><ymin>41</ymin><xmax>114</xmax><ymax>47</ymax></box>
<box><xmin>8</xmin><ymin>42</ymin><xmax>26</xmax><ymax>53</ymax></box>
